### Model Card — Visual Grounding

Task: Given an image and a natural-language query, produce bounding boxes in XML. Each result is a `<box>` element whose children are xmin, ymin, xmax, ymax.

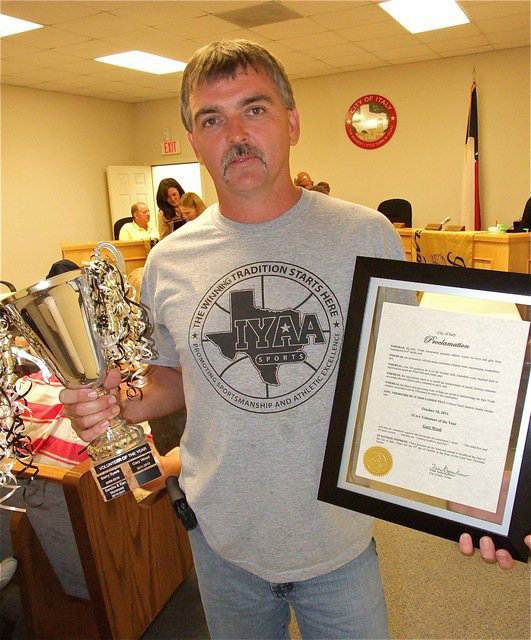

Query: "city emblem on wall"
<box><xmin>345</xmin><ymin>94</ymin><xmax>397</xmax><ymax>149</ymax></box>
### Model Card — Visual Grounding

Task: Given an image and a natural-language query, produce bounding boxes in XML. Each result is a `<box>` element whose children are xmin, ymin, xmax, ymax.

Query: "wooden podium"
<box><xmin>398</xmin><ymin>229</ymin><xmax>531</xmax><ymax>274</ymax></box>
<box><xmin>61</xmin><ymin>240</ymin><xmax>151</xmax><ymax>276</ymax></box>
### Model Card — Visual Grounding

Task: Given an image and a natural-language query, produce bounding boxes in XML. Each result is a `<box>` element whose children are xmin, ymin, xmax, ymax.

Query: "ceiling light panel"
<box><xmin>0</xmin><ymin>13</ymin><xmax>43</xmax><ymax>37</ymax></box>
<box><xmin>95</xmin><ymin>51</ymin><xmax>186</xmax><ymax>74</ymax></box>
<box><xmin>379</xmin><ymin>0</ymin><xmax>470</xmax><ymax>33</ymax></box>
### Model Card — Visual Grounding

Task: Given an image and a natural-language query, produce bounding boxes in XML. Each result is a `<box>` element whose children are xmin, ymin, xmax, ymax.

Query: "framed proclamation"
<box><xmin>319</xmin><ymin>257</ymin><xmax>530</xmax><ymax>562</ymax></box>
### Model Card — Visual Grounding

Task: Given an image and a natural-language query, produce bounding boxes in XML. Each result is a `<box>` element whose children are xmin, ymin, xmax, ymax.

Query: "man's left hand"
<box><xmin>459</xmin><ymin>533</ymin><xmax>531</xmax><ymax>570</ymax></box>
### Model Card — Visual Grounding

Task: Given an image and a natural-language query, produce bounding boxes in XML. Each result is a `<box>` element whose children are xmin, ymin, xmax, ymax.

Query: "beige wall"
<box><xmin>290</xmin><ymin>46</ymin><xmax>529</xmax><ymax>229</ymax></box>
<box><xmin>1</xmin><ymin>86</ymin><xmax>135</xmax><ymax>287</ymax></box>
<box><xmin>133</xmin><ymin>97</ymin><xmax>217</xmax><ymax>208</ymax></box>
<box><xmin>1</xmin><ymin>46</ymin><xmax>529</xmax><ymax>288</ymax></box>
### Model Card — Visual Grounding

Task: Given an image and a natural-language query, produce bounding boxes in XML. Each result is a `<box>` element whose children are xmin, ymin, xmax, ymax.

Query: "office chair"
<box><xmin>113</xmin><ymin>216</ymin><xmax>133</xmax><ymax>240</ymax></box>
<box><xmin>377</xmin><ymin>199</ymin><xmax>413</xmax><ymax>227</ymax></box>
<box><xmin>513</xmin><ymin>197</ymin><xmax>531</xmax><ymax>232</ymax></box>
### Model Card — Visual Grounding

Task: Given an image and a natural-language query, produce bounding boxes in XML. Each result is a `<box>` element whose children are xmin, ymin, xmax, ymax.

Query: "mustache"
<box><xmin>222</xmin><ymin>143</ymin><xmax>266</xmax><ymax>178</ymax></box>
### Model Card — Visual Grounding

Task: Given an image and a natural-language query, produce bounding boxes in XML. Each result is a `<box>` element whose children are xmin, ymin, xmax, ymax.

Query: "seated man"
<box><xmin>119</xmin><ymin>202</ymin><xmax>159</xmax><ymax>242</ymax></box>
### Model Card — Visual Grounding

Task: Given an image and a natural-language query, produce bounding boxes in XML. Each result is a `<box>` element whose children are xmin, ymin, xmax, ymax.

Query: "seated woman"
<box><xmin>156</xmin><ymin>178</ymin><xmax>185</xmax><ymax>239</ymax></box>
<box><xmin>179</xmin><ymin>192</ymin><xmax>206</xmax><ymax>221</ymax></box>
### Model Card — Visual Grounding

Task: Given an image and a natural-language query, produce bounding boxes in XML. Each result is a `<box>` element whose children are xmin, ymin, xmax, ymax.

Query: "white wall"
<box><xmin>1</xmin><ymin>86</ymin><xmax>135</xmax><ymax>287</ymax></box>
<box><xmin>133</xmin><ymin>97</ymin><xmax>217</xmax><ymax>208</ymax></box>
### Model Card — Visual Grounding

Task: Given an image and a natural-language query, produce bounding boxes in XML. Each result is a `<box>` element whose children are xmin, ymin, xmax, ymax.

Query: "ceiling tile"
<box><xmin>106</xmin><ymin>1</ymin><xmax>206</xmax><ymax>25</ymax></box>
<box><xmin>55</xmin><ymin>13</ymin><xmax>141</xmax><ymax>38</ymax></box>
<box><xmin>389</xmin><ymin>53</ymin><xmax>441</xmax><ymax>65</ymax></box>
<box><xmin>52</xmin><ymin>39</ymin><xmax>127</xmax><ymax>59</ymax></box>
<box><xmin>10</xmin><ymin>66</ymin><xmax>78</xmax><ymax>82</ymax></box>
<box><xmin>429</xmin><ymin>34</ymin><xmax>490</xmax><ymax>53</ymax></box>
<box><xmin>160</xmin><ymin>14</ymin><xmax>239</xmax><ymax>38</ymax></box>
<box><xmin>463</xmin><ymin>1</ymin><xmax>530</xmax><ymax>21</ymax></box>
<box><xmin>2</xmin><ymin>25</ymin><xmax>91</xmax><ymax>49</ymax></box>
<box><xmin>189</xmin><ymin>28</ymin><xmax>273</xmax><ymax>48</ymax></box>
<box><xmin>310</xmin><ymin>4</ymin><xmax>389</xmax><ymax>29</ymax></box>
<box><xmin>337</xmin><ymin>61</ymin><xmax>387</xmax><ymax>73</ymax></box>
<box><xmin>99</xmin><ymin>27</ymin><xmax>186</xmax><ymax>55</ymax></box>
<box><xmin>379</xmin><ymin>44</ymin><xmax>436</xmax><ymax>61</ymax></box>
<box><xmin>0</xmin><ymin>40</ymin><xmax>44</xmax><ymax>59</ymax></box>
<box><xmin>486</xmin><ymin>27</ymin><xmax>530</xmax><ymax>44</ymax></box>
<box><xmin>280</xmin><ymin>2</ymin><xmax>367</xmax><ymax>17</ymax></box>
<box><xmin>249</xmin><ymin>17</ymin><xmax>326</xmax><ymax>39</ymax></box>
<box><xmin>493</xmin><ymin>40</ymin><xmax>529</xmax><ymax>50</ymax></box>
<box><xmin>476</xmin><ymin>13</ymin><xmax>530</xmax><ymax>33</ymax></box>
<box><xmin>1</xmin><ymin>1</ymin><xmax>99</xmax><ymax>24</ymax></box>
<box><xmin>439</xmin><ymin>44</ymin><xmax>494</xmax><ymax>58</ymax></box>
<box><xmin>415</xmin><ymin>22</ymin><xmax>481</xmax><ymax>42</ymax></box>
<box><xmin>308</xmin><ymin>42</ymin><xmax>368</xmax><ymax>61</ymax></box>
<box><xmin>276</xmin><ymin>50</ymin><xmax>318</xmax><ymax>66</ymax></box>
<box><xmin>357</xmin><ymin>33</ymin><xmax>421</xmax><ymax>52</ymax></box>
<box><xmin>278</xmin><ymin>30</ymin><xmax>347</xmax><ymax>51</ymax></box>
<box><xmin>336</xmin><ymin>20</ymin><xmax>407</xmax><ymax>42</ymax></box>
<box><xmin>1</xmin><ymin>59</ymin><xmax>41</xmax><ymax>76</ymax></box>
<box><xmin>2</xmin><ymin>49</ymin><xmax>83</xmax><ymax>68</ymax></box>
<box><xmin>322</xmin><ymin>51</ymin><xmax>383</xmax><ymax>67</ymax></box>
<box><xmin>197</xmin><ymin>1</ymin><xmax>266</xmax><ymax>14</ymax></box>
<box><xmin>48</xmin><ymin>59</ymin><xmax>110</xmax><ymax>75</ymax></box>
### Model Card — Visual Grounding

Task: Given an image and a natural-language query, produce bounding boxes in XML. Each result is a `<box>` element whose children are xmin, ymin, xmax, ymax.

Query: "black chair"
<box><xmin>377</xmin><ymin>198</ymin><xmax>412</xmax><ymax>227</ymax></box>
<box><xmin>513</xmin><ymin>197</ymin><xmax>531</xmax><ymax>232</ymax></box>
<box><xmin>113</xmin><ymin>216</ymin><xmax>133</xmax><ymax>240</ymax></box>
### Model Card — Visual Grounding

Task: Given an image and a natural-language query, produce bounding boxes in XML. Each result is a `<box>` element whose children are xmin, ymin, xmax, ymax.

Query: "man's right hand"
<box><xmin>59</xmin><ymin>368</ymin><xmax>124</xmax><ymax>443</ymax></box>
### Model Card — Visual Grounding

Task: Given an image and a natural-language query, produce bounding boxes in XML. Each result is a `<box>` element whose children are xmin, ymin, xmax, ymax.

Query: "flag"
<box><xmin>459</xmin><ymin>80</ymin><xmax>481</xmax><ymax>230</ymax></box>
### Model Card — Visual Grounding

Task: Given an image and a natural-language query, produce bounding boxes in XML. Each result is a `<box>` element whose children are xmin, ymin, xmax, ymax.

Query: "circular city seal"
<box><xmin>188</xmin><ymin>261</ymin><xmax>344</xmax><ymax>414</ymax></box>
<box><xmin>363</xmin><ymin>446</ymin><xmax>393</xmax><ymax>476</ymax></box>
<box><xmin>345</xmin><ymin>94</ymin><xmax>397</xmax><ymax>150</ymax></box>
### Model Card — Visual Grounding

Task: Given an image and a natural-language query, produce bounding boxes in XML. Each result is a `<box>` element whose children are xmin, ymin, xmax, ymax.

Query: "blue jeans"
<box><xmin>189</xmin><ymin>527</ymin><xmax>389</xmax><ymax>640</ymax></box>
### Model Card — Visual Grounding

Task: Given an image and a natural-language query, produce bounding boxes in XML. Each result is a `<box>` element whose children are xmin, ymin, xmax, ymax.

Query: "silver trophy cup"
<box><xmin>1</xmin><ymin>246</ymin><xmax>150</xmax><ymax>462</ymax></box>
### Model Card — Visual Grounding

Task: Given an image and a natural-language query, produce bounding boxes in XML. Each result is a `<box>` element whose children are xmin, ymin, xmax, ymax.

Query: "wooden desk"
<box><xmin>61</xmin><ymin>240</ymin><xmax>151</xmax><ymax>276</ymax></box>
<box><xmin>398</xmin><ymin>229</ymin><xmax>531</xmax><ymax>274</ymax></box>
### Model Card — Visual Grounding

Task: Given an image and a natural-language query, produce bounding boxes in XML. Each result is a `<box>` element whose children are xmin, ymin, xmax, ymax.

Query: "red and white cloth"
<box><xmin>20</xmin><ymin>373</ymin><xmax>88</xmax><ymax>468</ymax></box>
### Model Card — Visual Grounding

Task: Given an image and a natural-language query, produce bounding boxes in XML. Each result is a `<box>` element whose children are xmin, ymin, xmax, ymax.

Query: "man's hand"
<box><xmin>59</xmin><ymin>368</ymin><xmax>123</xmax><ymax>442</ymax></box>
<box><xmin>459</xmin><ymin>533</ymin><xmax>531</xmax><ymax>570</ymax></box>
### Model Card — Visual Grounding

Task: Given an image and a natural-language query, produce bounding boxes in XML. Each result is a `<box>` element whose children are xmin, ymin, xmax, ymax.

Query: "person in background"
<box><xmin>293</xmin><ymin>171</ymin><xmax>313</xmax><ymax>189</ymax></box>
<box><xmin>310</xmin><ymin>183</ymin><xmax>330</xmax><ymax>195</ymax></box>
<box><xmin>119</xmin><ymin>202</ymin><xmax>159</xmax><ymax>242</ymax></box>
<box><xmin>179</xmin><ymin>192</ymin><xmax>206</xmax><ymax>221</ymax></box>
<box><xmin>156</xmin><ymin>178</ymin><xmax>185</xmax><ymax>239</ymax></box>
<box><xmin>316</xmin><ymin>181</ymin><xmax>330</xmax><ymax>194</ymax></box>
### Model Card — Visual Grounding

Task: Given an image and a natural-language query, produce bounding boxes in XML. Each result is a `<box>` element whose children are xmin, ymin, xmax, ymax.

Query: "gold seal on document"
<box><xmin>363</xmin><ymin>446</ymin><xmax>393</xmax><ymax>476</ymax></box>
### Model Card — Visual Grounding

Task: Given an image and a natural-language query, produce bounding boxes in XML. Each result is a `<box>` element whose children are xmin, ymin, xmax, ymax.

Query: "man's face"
<box><xmin>187</xmin><ymin>67</ymin><xmax>299</xmax><ymax>197</ymax></box>
<box><xmin>134</xmin><ymin>204</ymin><xmax>150</xmax><ymax>229</ymax></box>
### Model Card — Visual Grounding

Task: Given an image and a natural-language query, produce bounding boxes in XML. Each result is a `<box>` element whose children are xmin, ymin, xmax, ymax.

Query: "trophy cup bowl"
<box><xmin>1</xmin><ymin>269</ymin><xmax>145</xmax><ymax>462</ymax></box>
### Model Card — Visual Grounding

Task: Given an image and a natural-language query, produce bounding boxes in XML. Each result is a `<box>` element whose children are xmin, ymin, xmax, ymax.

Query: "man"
<box><xmin>293</xmin><ymin>170</ymin><xmax>313</xmax><ymax>189</ymax></box>
<box><xmin>118</xmin><ymin>202</ymin><xmax>159</xmax><ymax>241</ymax></box>
<box><xmin>61</xmin><ymin>41</ymin><xmax>528</xmax><ymax>639</ymax></box>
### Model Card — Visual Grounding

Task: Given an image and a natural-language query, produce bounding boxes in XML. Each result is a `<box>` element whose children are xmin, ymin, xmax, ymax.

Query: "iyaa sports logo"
<box><xmin>189</xmin><ymin>262</ymin><xmax>343</xmax><ymax>413</ymax></box>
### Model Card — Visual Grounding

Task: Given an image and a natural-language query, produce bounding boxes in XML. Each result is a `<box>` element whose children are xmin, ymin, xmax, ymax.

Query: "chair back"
<box><xmin>514</xmin><ymin>197</ymin><xmax>531</xmax><ymax>232</ymax></box>
<box><xmin>377</xmin><ymin>198</ymin><xmax>412</xmax><ymax>227</ymax></box>
<box><xmin>113</xmin><ymin>216</ymin><xmax>133</xmax><ymax>240</ymax></box>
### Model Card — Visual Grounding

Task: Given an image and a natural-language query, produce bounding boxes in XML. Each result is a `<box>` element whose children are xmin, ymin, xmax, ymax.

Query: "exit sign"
<box><xmin>161</xmin><ymin>140</ymin><xmax>180</xmax><ymax>155</ymax></box>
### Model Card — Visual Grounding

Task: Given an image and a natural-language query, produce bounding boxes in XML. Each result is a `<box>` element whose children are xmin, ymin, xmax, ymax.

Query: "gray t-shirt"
<box><xmin>142</xmin><ymin>188</ymin><xmax>404</xmax><ymax>582</ymax></box>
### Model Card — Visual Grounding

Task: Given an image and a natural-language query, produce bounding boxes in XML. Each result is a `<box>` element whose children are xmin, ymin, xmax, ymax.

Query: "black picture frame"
<box><xmin>318</xmin><ymin>257</ymin><xmax>530</xmax><ymax>562</ymax></box>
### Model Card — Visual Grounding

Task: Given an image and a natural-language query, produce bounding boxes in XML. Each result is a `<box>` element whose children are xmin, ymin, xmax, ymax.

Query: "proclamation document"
<box><xmin>353</xmin><ymin>302</ymin><xmax>529</xmax><ymax>513</ymax></box>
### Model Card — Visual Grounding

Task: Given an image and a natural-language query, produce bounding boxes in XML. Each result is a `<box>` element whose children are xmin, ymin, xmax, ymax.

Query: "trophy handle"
<box><xmin>92</xmin><ymin>241</ymin><xmax>126</xmax><ymax>276</ymax></box>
